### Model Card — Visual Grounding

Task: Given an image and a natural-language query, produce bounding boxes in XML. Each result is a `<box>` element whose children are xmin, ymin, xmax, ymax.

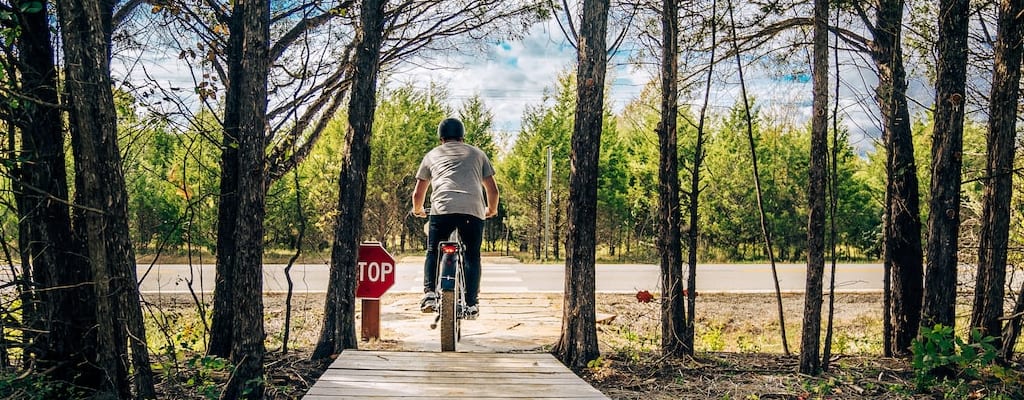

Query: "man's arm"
<box><xmin>483</xmin><ymin>175</ymin><xmax>499</xmax><ymax>218</ymax></box>
<box><xmin>411</xmin><ymin>178</ymin><xmax>429</xmax><ymax>217</ymax></box>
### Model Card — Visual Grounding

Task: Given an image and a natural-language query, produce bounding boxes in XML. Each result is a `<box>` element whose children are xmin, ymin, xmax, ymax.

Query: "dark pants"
<box><xmin>423</xmin><ymin>213</ymin><xmax>483</xmax><ymax>306</ymax></box>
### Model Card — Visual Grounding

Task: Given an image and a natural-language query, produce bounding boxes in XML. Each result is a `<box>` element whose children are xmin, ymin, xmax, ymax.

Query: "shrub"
<box><xmin>911</xmin><ymin>324</ymin><xmax>997</xmax><ymax>390</ymax></box>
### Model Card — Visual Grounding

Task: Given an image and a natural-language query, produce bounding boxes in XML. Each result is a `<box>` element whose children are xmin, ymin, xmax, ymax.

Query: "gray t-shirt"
<box><xmin>416</xmin><ymin>141</ymin><xmax>495</xmax><ymax>220</ymax></box>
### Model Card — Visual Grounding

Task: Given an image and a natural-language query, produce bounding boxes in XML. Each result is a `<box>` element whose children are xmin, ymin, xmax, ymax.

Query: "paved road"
<box><xmin>136</xmin><ymin>256</ymin><xmax>885</xmax><ymax>294</ymax></box>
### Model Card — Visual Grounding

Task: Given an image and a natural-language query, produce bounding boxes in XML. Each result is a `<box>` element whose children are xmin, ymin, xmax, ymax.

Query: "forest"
<box><xmin>0</xmin><ymin>0</ymin><xmax>1022</xmax><ymax>399</ymax></box>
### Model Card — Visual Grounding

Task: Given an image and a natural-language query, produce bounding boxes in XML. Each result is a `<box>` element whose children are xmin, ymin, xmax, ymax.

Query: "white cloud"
<box><xmin>387</xmin><ymin>20</ymin><xmax>649</xmax><ymax>135</ymax></box>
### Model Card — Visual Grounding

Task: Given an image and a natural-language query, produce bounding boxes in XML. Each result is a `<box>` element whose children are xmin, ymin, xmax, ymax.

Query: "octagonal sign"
<box><xmin>355</xmin><ymin>242</ymin><xmax>396</xmax><ymax>299</ymax></box>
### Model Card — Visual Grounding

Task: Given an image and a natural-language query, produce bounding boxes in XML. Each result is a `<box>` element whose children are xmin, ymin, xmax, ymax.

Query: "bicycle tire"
<box><xmin>440</xmin><ymin>290</ymin><xmax>457</xmax><ymax>351</ymax></box>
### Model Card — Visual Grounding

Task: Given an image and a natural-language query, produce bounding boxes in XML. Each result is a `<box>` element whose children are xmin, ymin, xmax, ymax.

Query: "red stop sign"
<box><xmin>355</xmin><ymin>242</ymin><xmax>396</xmax><ymax>299</ymax></box>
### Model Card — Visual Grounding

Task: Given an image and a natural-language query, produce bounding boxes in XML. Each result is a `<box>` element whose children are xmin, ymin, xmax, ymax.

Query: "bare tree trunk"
<box><xmin>727</xmin><ymin>0</ymin><xmax>789</xmax><ymax>355</ymax></box>
<box><xmin>882</xmin><ymin>194</ymin><xmax>893</xmax><ymax>355</ymax></box>
<box><xmin>312</xmin><ymin>0</ymin><xmax>387</xmax><ymax>359</ymax></box>
<box><xmin>971</xmin><ymin>0</ymin><xmax>1023</xmax><ymax>355</ymax></box>
<box><xmin>218</xmin><ymin>1</ymin><xmax>271</xmax><ymax>398</ymax></box>
<box><xmin>11</xmin><ymin>0</ymin><xmax>101</xmax><ymax>389</ymax></box>
<box><xmin>209</xmin><ymin>136</ymin><xmax>239</xmax><ymax>358</ymax></box>
<box><xmin>57</xmin><ymin>0</ymin><xmax>155</xmax><ymax>397</ymax></box>
<box><xmin>801</xmin><ymin>0</ymin><xmax>829</xmax><ymax>375</ymax></box>
<box><xmin>552</xmin><ymin>0</ymin><xmax>608</xmax><ymax>370</ymax></box>
<box><xmin>822</xmin><ymin>20</ymin><xmax>842</xmax><ymax>371</ymax></box>
<box><xmin>862</xmin><ymin>0</ymin><xmax>922</xmax><ymax>356</ymax></box>
<box><xmin>207</xmin><ymin>2</ymin><xmax>354</xmax><ymax>361</ymax></box>
<box><xmin>282</xmin><ymin>168</ymin><xmax>307</xmax><ymax>354</ymax></box>
<box><xmin>658</xmin><ymin>0</ymin><xmax>687</xmax><ymax>357</ymax></box>
<box><xmin>685</xmin><ymin>0</ymin><xmax>717</xmax><ymax>353</ymax></box>
<box><xmin>922</xmin><ymin>0</ymin><xmax>969</xmax><ymax>330</ymax></box>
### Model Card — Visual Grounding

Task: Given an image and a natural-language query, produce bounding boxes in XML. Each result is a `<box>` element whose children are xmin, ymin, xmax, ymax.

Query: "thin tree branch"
<box><xmin>270</xmin><ymin>1</ymin><xmax>355</xmax><ymax>62</ymax></box>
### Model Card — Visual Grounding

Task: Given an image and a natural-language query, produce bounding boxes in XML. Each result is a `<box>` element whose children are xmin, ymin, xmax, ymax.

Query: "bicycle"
<box><xmin>414</xmin><ymin>211</ymin><xmax>466</xmax><ymax>352</ymax></box>
<box><xmin>432</xmin><ymin>232</ymin><xmax>465</xmax><ymax>351</ymax></box>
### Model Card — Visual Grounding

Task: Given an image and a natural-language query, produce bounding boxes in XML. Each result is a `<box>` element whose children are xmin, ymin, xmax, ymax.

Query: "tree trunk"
<box><xmin>1003</xmin><ymin>286</ymin><xmax>1024</xmax><ymax>361</ymax></box>
<box><xmin>217</xmin><ymin>1</ymin><xmax>271</xmax><ymax>398</ymax></box>
<box><xmin>922</xmin><ymin>0</ymin><xmax>969</xmax><ymax>330</ymax></box>
<box><xmin>552</xmin><ymin>0</ymin><xmax>607</xmax><ymax>370</ymax></box>
<box><xmin>727</xmin><ymin>0</ymin><xmax>789</xmax><ymax>355</ymax></box>
<box><xmin>209</xmin><ymin>136</ymin><xmax>239</xmax><ymax>358</ymax></box>
<box><xmin>800</xmin><ymin>0</ymin><xmax>829</xmax><ymax>375</ymax></box>
<box><xmin>12</xmin><ymin>0</ymin><xmax>100</xmax><ymax>388</ymax></box>
<box><xmin>312</xmin><ymin>0</ymin><xmax>387</xmax><ymax>359</ymax></box>
<box><xmin>686</xmin><ymin>0</ymin><xmax>717</xmax><ymax>355</ymax></box>
<box><xmin>57</xmin><ymin>0</ymin><xmax>155</xmax><ymax>397</ymax></box>
<box><xmin>658</xmin><ymin>0</ymin><xmax>687</xmax><ymax>357</ymax></box>
<box><xmin>867</xmin><ymin>0</ymin><xmax>922</xmax><ymax>356</ymax></box>
<box><xmin>971</xmin><ymin>0</ymin><xmax>1023</xmax><ymax>354</ymax></box>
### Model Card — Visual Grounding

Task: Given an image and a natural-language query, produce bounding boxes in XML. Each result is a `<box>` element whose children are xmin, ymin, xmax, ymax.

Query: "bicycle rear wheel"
<box><xmin>440</xmin><ymin>290</ymin><xmax>456</xmax><ymax>351</ymax></box>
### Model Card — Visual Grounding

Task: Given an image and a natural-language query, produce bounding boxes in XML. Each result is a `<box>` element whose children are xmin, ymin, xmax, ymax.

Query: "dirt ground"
<box><xmin>144</xmin><ymin>291</ymin><xmax>1021</xmax><ymax>399</ymax></box>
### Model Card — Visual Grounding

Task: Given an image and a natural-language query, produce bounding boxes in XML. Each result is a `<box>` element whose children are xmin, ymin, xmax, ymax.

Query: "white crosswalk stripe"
<box><xmin>402</xmin><ymin>264</ymin><xmax>524</xmax><ymax>292</ymax></box>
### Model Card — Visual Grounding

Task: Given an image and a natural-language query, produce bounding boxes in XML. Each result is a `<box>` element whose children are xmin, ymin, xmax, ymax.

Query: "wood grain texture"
<box><xmin>304</xmin><ymin>351</ymin><xmax>608</xmax><ymax>399</ymax></box>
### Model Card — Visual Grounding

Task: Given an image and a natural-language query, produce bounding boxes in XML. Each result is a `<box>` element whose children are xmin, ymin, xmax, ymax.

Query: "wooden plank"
<box><xmin>304</xmin><ymin>396</ymin><xmax>598</xmax><ymax>400</ymax></box>
<box><xmin>329</xmin><ymin>363</ymin><xmax>568</xmax><ymax>374</ymax></box>
<box><xmin>304</xmin><ymin>351</ymin><xmax>609</xmax><ymax>399</ymax></box>
<box><xmin>318</xmin><ymin>368</ymin><xmax>570</xmax><ymax>377</ymax></box>
<box><xmin>316</xmin><ymin>370</ymin><xmax>582</xmax><ymax>384</ymax></box>
<box><xmin>304</xmin><ymin>381</ymin><xmax>605</xmax><ymax>398</ymax></box>
<box><xmin>329</xmin><ymin>351</ymin><xmax>560</xmax><ymax>364</ymax></box>
<box><xmin>328</xmin><ymin>353</ymin><xmax>568</xmax><ymax>373</ymax></box>
<box><xmin>330</xmin><ymin>357</ymin><xmax>564</xmax><ymax>368</ymax></box>
<box><xmin>333</xmin><ymin>350</ymin><xmax>555</xmax><ymax>360</ymax></box>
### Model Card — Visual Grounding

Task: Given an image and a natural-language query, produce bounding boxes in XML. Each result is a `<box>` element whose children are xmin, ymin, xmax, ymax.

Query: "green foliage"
<box><xmin>699</xmin><ymin>99</ymin><xmax>818</xmax><ymax>261</ymax></box>
<box><xmin>499</xmin><ymin>72</ymin><xmax>574</xmax><ymax>259</ymax></box>
<box><xmin>863</xmin><ymin>113</ymin><xmax>989</xmax><ymax>257</ymax></box>
<box><xmin>459</xmin><ymin>94</ymin><xmax>498</xmax><ymax>158</ymax></box>
<box><xmin>185</xmin><ymin>355</ymin><xmax>232</xmax><ymax>399</ymax></box>
<box><xmin>597</xmin><ymin>111</ymin><xmax>632</xmax><ymax>258</ymax></box>
<box><xmin>289</xmin><ymin>117</ymin><xmax>347</xmax><ymax>251</ymax></box>
<box><xmin>0</xmin><ymin>372</ymin><xmax>78</xmax><ymax>400</ymax></box>
<box><xmin>118</xmin><ymin>95</ymin><xmax>224</xmax><ymax>254</ymax></box>
<box><xmin>831</xmin><ymin>328</ymin><xmax>882</xmax><ymax>355</ymax></box>
<box><xmin>586</xmin><ymin>355</ymin><xmax>609</xmax><ymax>371</ymax></box>
<box><xmin>736</xmin><ymin>335</ymin><xmax>761</xmax><ymax>353</ymax></box>
<box><xmin>610</xmin><ymin>324</ymin><xmax>660</xmax><ymax>360</ymax></box>
<box><xmin>499</xmin><ymin>70</ymin><xmax>650</xmax><ymax>261</ymax></box>
<box><xmin>364</xmin><ymin>82</ymin><xmax>452</xmax><ymax>247</ymax></box>
<box><xmin>698</xmin><ymin>322</ymin><xmax>727</xmax><ymax>352</ymax></box>
<box><xmin>911</xmin><ymin>324</ymin><xmax>998</xmax><ymax>390</ymax></box>
<box><xmin>800</xmin><ymin>376</ymin><xmax>838</xmax><ymax>398</ymax></box>
<box><xmin>613</xmin><ymin>84</ymin><xmax>660</xmax><ymax>259</ymax></box>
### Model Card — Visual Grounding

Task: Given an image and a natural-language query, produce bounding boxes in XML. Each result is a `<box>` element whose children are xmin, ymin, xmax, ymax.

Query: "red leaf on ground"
<box><xmin>636</xmin><ymin>290</ymin><xmax>654</xmax><ymax>303</ymax></box>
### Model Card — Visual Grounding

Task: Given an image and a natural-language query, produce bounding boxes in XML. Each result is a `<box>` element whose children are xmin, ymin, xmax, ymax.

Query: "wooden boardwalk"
<box><xmin>303</xmin><ymin>350</ymin><xmax>609</xmax><ymax>399</ymax></box>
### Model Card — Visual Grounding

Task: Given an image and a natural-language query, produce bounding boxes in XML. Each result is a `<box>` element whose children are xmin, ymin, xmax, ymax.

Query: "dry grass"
<box><xmin>587</xmin><ymin>293</ymin><xmax>1023</xmax><ymax>400</ymax></box>
<box><xmin>130</xmin><ymin>292</ymin><xmax>1024</xmax><ymax>399</ymax></box>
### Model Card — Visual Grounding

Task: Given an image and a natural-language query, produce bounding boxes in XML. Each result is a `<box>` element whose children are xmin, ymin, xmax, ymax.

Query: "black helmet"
<box><xmin>437</xmin><ymin>118</ymin><xmax>464</xmax><ymax>140</ymax></box>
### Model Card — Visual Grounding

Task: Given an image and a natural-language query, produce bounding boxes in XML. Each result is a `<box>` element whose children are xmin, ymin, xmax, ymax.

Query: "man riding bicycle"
<box><xmin>411</xmin><ymin>117</ymin><xmax>499</xmax><ymax>320</ymax></box>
